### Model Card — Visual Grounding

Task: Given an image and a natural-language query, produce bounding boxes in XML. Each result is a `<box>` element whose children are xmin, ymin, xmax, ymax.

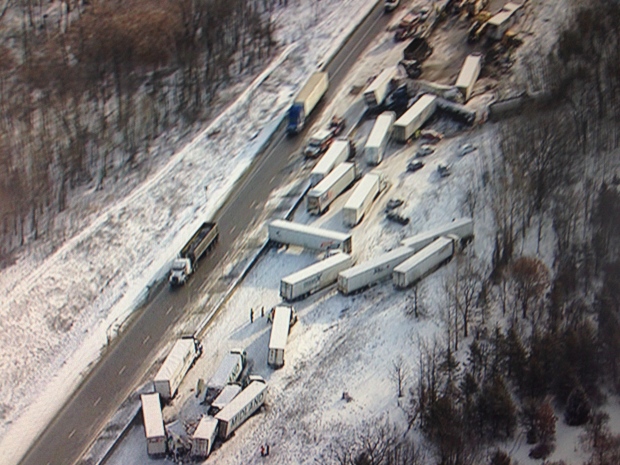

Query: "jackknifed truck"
<box><xmin>307</xmin><ymin>162</ymin><xmax>357</xmax><ymax>215</ymax></box>
<box><xmin>169</xmin><ymin>222</ymin><xmax>218</xmax><ymax>286</ymax></box>
<box><xmin>153</xmin><ymin>337</ymin><xmax>202</xmax><ymax>401</ymax></box>
<box><xmin>343</xmin><ymin>173</ymin><xmax>381</xmax><ymax>227</ymax></box>
<box><xmin>204</xmin><ymin>349</ymin><xmax>247</xmax><ymax>402</ymax></box>
<box><xmin>309</xmin><ymin>139</ymin><xmax>353</xmax><ymax>187</ymax></box>
<box><xmin>268</xmin><ymin>306</ymin><xmax>297</xmax><ymax>368</ymax></box>
<box><xmin>280</xmin><ymin>252</ymin><xmax>353</xmax><ymax>301</ymax></box>
<box><xmin>268</xmin><ymin>219</ymin><xmax>353</xmax><ymax>253</ymax></box>
<box><xmin>215</xmin><ymin>376</ymin><xmax>268</xmax><ymax>439</ymax></box>
<box><xmin>393</xmin><ymin>236</ymin><xmax>455</xmax><ymax>288</ymax></box>
<box><xmin>363</xmin><ymin>67</ymin><xmax>398</xmax><ymax>111</ymax></box>
<box><xmin>338</xmin><ymin>246</ymin><xmax>416</xmax><ymax>294</ymax></box>
<box><xmin>400</xmin><ymin>218</ymin><xmax>474</xmax><ymax>252</ymax></box>
<box><xmin>393</xmin><ymin>94</ymin><xmax>437</xmax><ymax>142</ymax></box>
<box><xmin>141</xmin><ymin>393</ymin><xmax>167</xmax><ymax>456</ymax></box>
<box><xmin>287</xmin><ymin>72</ymin><xmax>329</xmax><ymax>135</ymax></box>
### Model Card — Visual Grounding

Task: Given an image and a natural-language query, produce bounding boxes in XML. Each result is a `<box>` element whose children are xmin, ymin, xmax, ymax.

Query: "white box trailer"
<box><xmin>205</xmin><ymin>349</ymin><xmax>246</xmax><ymax>401</ymax></box>
<box><xmin>268</xmin><ymin>306</ymin><xmax>296</xmax><ymax>368</ymax></box>
<box><xmin>307</xmin><ymin>162</ymin><xmax>357</xmax><ymax>215</ymax></box>
<box><xmin>280</xmin><ymin>252</ymin><xmax>353</xmax><ymax>301</ymax></box>
<box><xmin>338</xmin><ymin>246</ymin><xmax>416</xmax><ymax>294</ymax></box>
<box><xmin>192</xmin><ymin>416</ymin><xmax>219</xmax><ymax>458</ymax></box>
<box><xmin>487</xmin><ymin>2</ymin><xmax>522</xmax><ymax>40</ymax></box>
<box><xmin>310</xmin><ymin>139</ymin><xmax>351</xmax><ymax>187</ymax></box>
<box><xmin>455</xmin><ymin>54</ymin><xmax>482</xmax><ymax>102</ymax></box>
<box><xmin>393</xmin><ymin>94</ymin><xmax>437</xmax><ymax>142</ymax></box>
<box><xmin>215</xmin><ymin>378</ymin><xmax>268</xmax><ymax>440</ymax></box>
<box><xmin>365</xmin><ymin>112</ymin><xmax>396</xmax><ymax>165</ymax></box>
<box><xmin>400</xmin><ymin>218</ymin><xmax>474</xmax><ymax>252</ymax></box>
<box><xmin>210</xmin><ymin>384</ymin><xmax>243</xmax><ymax>414</ymax></box>
<box><xmin>364</xmin><ymin>67</ymin><xmax>398</xmax><ymax>110</ymax></box>
<box><xmin>141</xmin><ymin>393</ymin><xmax>167</xmax><ymax>456</ymax></box>
<box><xmin>268</xmin><ymin>219</ymin><xmax>353</xmax><ymax>254</ymax></box>
<box><xmin>343</xmin><ymin>173</ymin><xmax>380</xmax><ymax>227</ymax></box>
<box><xmin>153</xmin><ymin>337</ymin><xmax>201</xmax><ymax>401</ymax></box>
<box><xmin>393</xmin><ymin>237</ymin><xmax>455</xmax><ymax>288</ymax></box>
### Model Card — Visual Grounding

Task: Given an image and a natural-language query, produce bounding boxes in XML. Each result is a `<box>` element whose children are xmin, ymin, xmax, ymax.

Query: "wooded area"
<box><xmin>0</xmin><ymin>0</ymin><xmax>277</xmax><ymax>261</ymax></box>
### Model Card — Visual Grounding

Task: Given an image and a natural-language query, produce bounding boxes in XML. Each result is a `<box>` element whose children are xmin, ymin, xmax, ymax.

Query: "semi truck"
<box><xmin>209</xmin><ymin>384</ymin><xmax>242</xmax><ymax>415</ymax></box>
<box><xmin>169</xmin><ymin>222</ymin><xmax>219</xmax><ymax>286</ymax></box>
<box><xmin>268</xmin><ymin>306</ymin><xmax>297</xmax><ymax>368</ymax></box>
<box><xmin>400</xmin><ymin>218</ymin><xmax>474</xmax><ymax>251</ymax></box>
<box><xmin>393</xmin><ymin>236</ymin><xmax>455</xmax><ymax>288</ymax></box>
<box><xmin>192</xmin><ymin>416</ymin><xmax>219</xmax><ymax>458</ymax></box>
<box><xmin>307</xmin><ymin>162</ymin><xmax>357</xmax><ymax>215</ymax></box>
<box><xmin>309</xmin><ymin>139</ymin><xmax>352</xmax><ymax>187</ymax></box>
<box><xmin>215</xmin><ymin>377</ymin><xmax>268</xmax><ymax>440</ymax></box>
<box><xmin>343</xmin><ymin>173</ymin><xmax>381</xmax><ymax>227</ymax></box>
<box><xmin>153</xmin><ymin>337</ymin><xmax>202</xmax><ymax>401</ymax></box>
<box><xmin>393</xmin><ymin>94</ymin><xmax>437</xmax><ymax>142</ymax></box>
<box><xmin>204</xmin><ymin>348</ymin><xmax>246</xmax><ymax>402</ymax></box>
<box><xmin>287</xmin><ymin>72</ymin><xmax>329</xmax><ymax>135</ymax></box>
<box><xmin>455</xmin><ymin>53</ymin><xmax>482</xmax><ymax>102</ymax></box>
<box><xmin>363</xmin><ymin>67</ymin><xmax>398</xmax><ymax>111</ymax></box>
<box><xmin>268</xmin><ymin>219</ymin><xmax>353</xmax><ymax>254</ymax></box>
<box><xmin>338</xmin><ymin>246</ymin><xmax>416</xmax><ymax>294</ymax></box>
<box><xmin>365</xmin><ymin>111</ymin><xmax>396</xmax><ymax>165</ymax></box>
<box><xmin>140</xmin><ymin>393</ymin><xmax>167</xmax><ymax>456</ymax></box>
<box><xmin>280</xmin><ymin>252</ymin><xmax>353</xmax><ymax>301</ymax></box>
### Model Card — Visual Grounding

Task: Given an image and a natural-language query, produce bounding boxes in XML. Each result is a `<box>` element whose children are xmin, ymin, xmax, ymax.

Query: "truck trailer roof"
<box><xmin>269</xmin><ymin>220</ymin><xmax>351</xmax><ymax>243</ymax></box>
<box><xmin>296</xmin><ymin>72</ymin><xmax>329</xmax><ymax>104</ymax></box>
<box><xmin>154</xmin><ymin>338</ymin><xmax>196</xmax><ymax>382</ymax></box>
<box><xmin>215</xmin><ymin>380</ymin><xmax>267</xmax><ymax>423</ymax></box>
<box><xmin>282</xmin><ymin>252</ymin><xmax>352</xmax><ymax>286</ymax></box>
<box><xmin>141</xmin><ymin>393</ymin><xmax>165</xmax><ymax>438</ymax></box>
<box><xmin>269</xmin><ymin>307</ymin><xmax>292</xmax><ymax>350</ymax></box>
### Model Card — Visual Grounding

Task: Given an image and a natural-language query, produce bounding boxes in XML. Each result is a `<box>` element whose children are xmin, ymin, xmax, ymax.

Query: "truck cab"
<box><xmin>304</xmin><ymin>129</ymin><xmax>333</xmax><ymax>158</ymax></box>
<box><xmin>287</xmin><ymin>104</ymin><xmax>305</xmax><ymax>135</ymax></box>
<box><xmin>169</xmin><ymin>258</ymin><xmax>192</xmax><ymax>286</ymax></box>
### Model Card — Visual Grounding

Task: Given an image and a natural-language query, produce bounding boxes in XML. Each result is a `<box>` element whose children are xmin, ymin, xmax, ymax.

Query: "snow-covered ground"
<box><xmin>0</xmin><ymin>0</ymin><xmax>384</xmax><ymax>463</ymax></box>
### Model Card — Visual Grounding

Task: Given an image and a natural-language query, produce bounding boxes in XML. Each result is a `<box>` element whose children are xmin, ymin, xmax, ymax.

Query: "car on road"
<box><xmin>437</xmin><ymin>163</ymin><xmax>451</xmax><ymax>178</ymax></box>
<box><xmin>419</xmin><ymin>129</ymin><xmax>443</xmax><ymax>143</ymax></box>
<box><xmin>407</xmin><ymin>160</ymin><xmax>424</xmax><ymax>172</ymax></box>
<box><xmin>386</xmin><ymin>211</ymin><xmax>410</xmax><ymax>225</ymax></box>
<box><xmin>416</xmin><ymin>144</ymin><xmax>435</xmax><ymax>158</ymax></box>
<box><xmin>458</xmin><ymin>143</ymin><xmax>477</xmax><ymax>157</ymax></box>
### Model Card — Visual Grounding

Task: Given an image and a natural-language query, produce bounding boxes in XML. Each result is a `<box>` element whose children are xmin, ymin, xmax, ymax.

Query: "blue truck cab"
<box><xmin>287</xmin><ymin>103</ymin><xmax>305</xmax><ymax>135</ymax></box>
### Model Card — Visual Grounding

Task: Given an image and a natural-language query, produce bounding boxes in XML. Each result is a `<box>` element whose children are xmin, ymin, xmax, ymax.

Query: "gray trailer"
<box><xmin>192</xmin><ymin>416</ymin><xmax>219</xmax><ymax>458</ymax></box>
<box><xmin>153</xmin><ymin>337</ymin><xmax>202</xmax><ymax>401</ymax></box>
<box><xmin>205</xmin><ymin>349</ymin><xmax>246</xmax><ymax>402</ymax></box>
<box><xmin>209</xmin><ymin>384</ymin><xmax>243</xmax><ymax>415</ymax></box>
<box><xmin>455</xmin><ymin>53</ymin><xmax>482</xmax><ymax>102</ymax></box>
<box><xmin>309</xmin><ymin>139</ymin><xmax>351</xmax><ymax>187</ymax></box>
<box><xmin>268</xmin><ymin>306</ymin><xmax>297</xmax><ymax>368</ymax></box>
<box><xmin>169</xmin><ymin>222</ymin><xmax>219</xmax><ymax>286</ymax></box>
<box><xmin>268</xmin><ymin>219</ymin><xmax>353</xmax><ymax>254</ymax></box>
<box><xmin>400</xmin><ymin>218</ymin><xmax>473</xmax><ymax>252</ymax></box>
<box><xmin>338</xmin><ymin>246</ymin><xmax>416</xmax><ymax>294</ymax></box>
<box><xmin>343</xmin><ymin>173</ymin><xmax>380</xmax><ymax>227</ymax></box>
<box><xmin>307</xmin><ymin>162</ymin><xmax>357</xmax><ymax>215</ymax></box>
<box><xmin>365</xmin><ymin>112</ymin><xmax>396</xmax><ymax>165</ymax></box>
<box><xmin>141</xmin><ymin>393</ymin><xmax>167</xmax><ymax>456</ymax></box>
<box><xmin>393</xmin><ymin>237</ymin><xmax>454</xmax><ymax>288</ymax></box>
<box><xmin>215</xmin><ymin>378</ymin><xmax>268</xmax><ymax>440</ymax></box>
<box><xmin>393</xmin><ymin>94</ymin><xmax>437</xmax><ymax>142</ymax></box>
<box><xmin>363</xmin><ymin>67</ymin><xmax>398</xmax><ymax>110</ymax></box>
<box><xmin>280</xmin><ymin>252</ymin><xmax>353</xmax><ymax>301</ymax></box>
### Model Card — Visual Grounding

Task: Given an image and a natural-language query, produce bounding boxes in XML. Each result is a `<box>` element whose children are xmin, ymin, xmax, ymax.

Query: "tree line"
<box><xmin>0</xmin><ymin>0</ymin><xmax>278</xmax><ymax>262</ymax></box>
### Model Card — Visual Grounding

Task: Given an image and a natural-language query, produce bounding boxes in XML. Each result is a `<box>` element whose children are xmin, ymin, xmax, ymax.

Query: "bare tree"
<box><xmin>390</xmin><ymin>356</ymin><xmax>408</xmax><ymax>398</ymax></box>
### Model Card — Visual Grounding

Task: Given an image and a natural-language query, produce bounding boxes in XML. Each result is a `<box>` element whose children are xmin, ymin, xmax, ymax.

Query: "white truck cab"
<box><xmin>304</xmin><ymin>129</ymin><xmax>333</xmax><ymax>158</ymax></box>
<box><xmin>169</xmin><ymin>258</ymin><xmax>192</xmax><ymax>286</ymax></box>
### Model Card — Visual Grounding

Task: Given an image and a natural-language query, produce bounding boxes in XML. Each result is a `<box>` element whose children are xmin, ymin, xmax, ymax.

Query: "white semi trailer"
<box><xmin>363</xmin><ymin>67</ymin><xmax>398</xmax><ymax>110</ymax></box>
<box><xmin>393</xmin><ymin>237</ymin><xmax>455</xmax><ymax>288</ymax></box>
<box><xmin>140</xmin><ymin>393</ymin><xmax>167</xmax><ymax>456</ymax></box>
<box><xmin>455</xmin><ymin>53</ymin><xmax>482</xmax><ymax>102</ymax></box>
<box><xmin>400</xmin><ymin>218</ymin><xmax>474</xmax><ymax>252</ymax></box>
<box><xmin>338</xmin><ymin>246</ymin><xmax>416</xmax><ymax>294</ymax></box>
<box><xmin>215</xmin><ymin>377</ymin><xmax>268</xmax><ymax>440</ymax></box>
<box><xmin>365</xmin><ymin>111</ymin><xmax>396</xmax><ymax>165</ymax></box>
<box><xmin>280</xmin><ymin>252</ymin><xmax>353</xmax><ymax>301</ymax></box>
<box><xmin>192</xmin><ymin>416</ymin><xmax>219</xmax><ymax>459</ymax></box>
<box><xmin>205</xmin><ymin>349</ymin><xmax>246</xmax><ymax>402</ymax></box>
<box><xmin>309</xmin><ymin>139</ymin><xmax>351</xmax><ymax>187</ymax></box>
<box><xmin>393</xmin><ymin>94</ymin><xmax>437</xmax><ymax>142</ymax></box>
<box><xmin>210</xmin><ymin>384</ymin><xmax>243</xmax><ymax>415</ymax></box>
<box><xmin>268</xmin><ymin>306</ymin><xmax>297</xmax><ymax>368</ymax></box>
<box><xmin>268</xmin><ymin>219</ymin><xmax>353</xmax><ymax>254</ymax></box>
<box><xmin>343</xmin><ymin>173</ymin><xmax>380</xmax><ymax>227</ymax></box>
<box><xmin>153</xmin><ymin>337</ymin><xmax>202</xmax><ymax>401</ymax></box>
<box><xmin>307</xmin><ymin>162</ymin><xmax>357</xmax><ymax>215</ymax></box>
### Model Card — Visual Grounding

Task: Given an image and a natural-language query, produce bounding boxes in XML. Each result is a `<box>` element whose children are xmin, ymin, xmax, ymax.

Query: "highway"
<box><xmin>17</xmin><ymin>3</ymin><xmax>392</xmax><ymax>465</ymax></box>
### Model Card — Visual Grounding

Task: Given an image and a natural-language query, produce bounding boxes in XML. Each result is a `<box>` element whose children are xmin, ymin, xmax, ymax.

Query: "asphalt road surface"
<box><xmin>18</xmin><ymin>4</ymin><xmax>393</xmax><ymax>465</ymax></box>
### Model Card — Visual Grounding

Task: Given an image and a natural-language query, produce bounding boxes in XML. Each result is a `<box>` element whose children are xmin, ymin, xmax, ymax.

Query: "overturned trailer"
<box><xmin>400</xmin><ymin>218</ymin><xmax>474</xmax><ymax>252</ymax></box>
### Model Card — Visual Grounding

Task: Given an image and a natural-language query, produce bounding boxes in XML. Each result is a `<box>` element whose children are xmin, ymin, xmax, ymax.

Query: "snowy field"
<box><xmin>0</xmin><ymin>0</ymin><xmax>384</xmax><ymax>463</ymax></box>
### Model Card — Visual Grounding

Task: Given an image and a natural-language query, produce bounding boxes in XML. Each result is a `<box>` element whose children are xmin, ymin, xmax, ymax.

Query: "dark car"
<box><xmin>387</xmin><ymin>211</ymin><xmax>410</xmax><ymax>225</ymax></box>
<box><xmin>407</xmin><ymin>160</ymin><xmax>424</xmax><ymax>172</ymax></box>
<box><xmin>386</xmin><ymin>198</ymin><xmax>404</xmax><ymax>211</ymax></box>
